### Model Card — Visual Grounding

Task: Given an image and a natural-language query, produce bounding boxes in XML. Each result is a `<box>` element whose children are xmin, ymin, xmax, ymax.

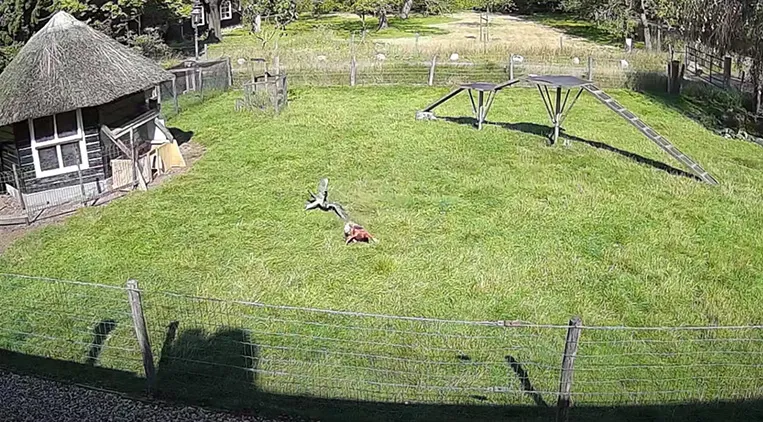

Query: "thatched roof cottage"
<box><xmin>0</xmin><ymin>11</ymin><xmax>175</xmax><ymax>208</ymax></box>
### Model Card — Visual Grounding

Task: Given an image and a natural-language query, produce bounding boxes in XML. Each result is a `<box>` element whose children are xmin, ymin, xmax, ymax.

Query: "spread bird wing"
<box><xmin>317</xmin><ymin>178</ymin><xmax>329</xmax><ymax>200</ymax></box>
<box><xmin>327</xmin><ymin>202</ymin><xmax>348</xmax><ymax>221</ymax></box>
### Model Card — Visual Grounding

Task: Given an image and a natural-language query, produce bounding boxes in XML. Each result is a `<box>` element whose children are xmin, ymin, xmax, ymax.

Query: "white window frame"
<box><xmin>221</xmin><ymin>1</ymin><xmax>233</xmax><ymax>20</ymax></box>
<box><xmin>197</xmin><ymin>7</ymin><xmax>206</xmax><ymax>26</ymax></box>
<box><xmin>28</xmin><ymin>109</ymin><xmax>90</xmax><ymax>178</ymax></box>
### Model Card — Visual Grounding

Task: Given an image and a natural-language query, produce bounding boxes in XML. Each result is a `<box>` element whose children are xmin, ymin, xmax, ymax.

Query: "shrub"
<box><xmin>127</xmin><ymin>28</ymin><xmax>173</xmax><ymax>60</ymax></box>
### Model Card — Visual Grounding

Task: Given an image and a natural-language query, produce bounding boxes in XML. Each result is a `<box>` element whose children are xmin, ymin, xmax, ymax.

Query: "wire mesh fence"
<box><xmin>1</xmin><ymin>272</ymin><xmax>763</xmax><ymax>415</ymax></box>
<box><xmin>143</xmin><ymin>290</ymin><xmax>566</xmax><ymax>405</ymax></box>
<box><xmin>222</xmin><ymin>48</ymin><xmax>670</xmax><ymax>90</ymax></box>
<box><xmin>158</xmin><ymin>58</ymin><xmax>233</xmax><ymax>119</ymax></box>
<box><xmin>0</xmin><ymin>274</ymin><xmax>143</xmax><ymax>376</ymax></box>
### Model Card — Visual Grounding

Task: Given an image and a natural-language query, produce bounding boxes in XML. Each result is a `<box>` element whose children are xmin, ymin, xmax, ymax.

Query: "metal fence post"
<box><xmin>587</xmin><ymin>56</ymin><xmax>594</xmax><ymax>81</ymax></box>
<box><xmin>126</xmin><ymin>279</ymin><xmax>156</xmax><ymax>394</ymax></box>
<box><xmin>510</xmin><ymin>54</ymin><xmax>515</xmax><ymax>80</ymax></box>
<box><xmin>556</xmin><ymin>316</ymin><xmax>582</xmax><ymax>422</ymax></box>
<box><xmin>428</xmin><ymin>55</ymin><xmax>437</xmax><ymax>86</ymax></box>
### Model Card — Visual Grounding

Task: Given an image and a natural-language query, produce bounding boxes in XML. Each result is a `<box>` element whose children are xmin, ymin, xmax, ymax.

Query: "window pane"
<box><xmin>56</xmin><ymin>110</ymin><xmax>78</xmax><ymax>138</ymax></box>
<box><xmin>33</xmin><ymin>116</ymin><xmax>55</xmax><ymax>142</ymax></box>
<box><xmin>61</xmin><ymin>142</ymin><xmax>82</xmax><ymax>167</ymax></box>
<box><xmin>38</xmin><ymin>146</ymin><xmax>60</xmax><ymax>171</ymax></box>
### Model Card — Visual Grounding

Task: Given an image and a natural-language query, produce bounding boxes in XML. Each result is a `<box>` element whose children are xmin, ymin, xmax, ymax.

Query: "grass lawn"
<box><xmin>525</xmin><ymin>13</ymin><xmax>624</xmax><ymax>47</ymax></box>
<box><xmin>4</xmin><ymin>86</ymin><xmax>762</xmax><ymax>325</ymax></box>
<box><xmin>2</xmin><ymin>87</ymin><xmax>763</xmax><ymax>413</ymax></box>
<box><xmin>286</xmin><ymin>14</ymin><xmax>455</xmax><ymax>38</ymax></box>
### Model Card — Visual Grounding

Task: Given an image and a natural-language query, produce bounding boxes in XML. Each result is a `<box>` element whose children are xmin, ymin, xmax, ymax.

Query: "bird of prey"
<box><xmin>305</xmin><ymin>178</ymin><xmax>348</xmax><ymax>221</ymax></box>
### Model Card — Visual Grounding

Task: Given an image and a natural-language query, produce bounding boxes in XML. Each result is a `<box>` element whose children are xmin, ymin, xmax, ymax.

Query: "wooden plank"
<box><xmin>556</xmin><ymin>316</ymin><xmax>582</xmax><ymax>422</ymax></box>
<box><xmin>126</xmin><ymin>279</ymin><xmax>156</xmax><ymax>394</ymax></box>
<box><xmin>100</xmin><ymin>126</ymin><xmax>131</xmax><ymax>158</ymax></box>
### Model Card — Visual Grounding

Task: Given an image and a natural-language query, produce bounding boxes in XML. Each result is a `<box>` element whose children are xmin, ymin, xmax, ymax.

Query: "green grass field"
<box><xmin>2</xmin><ymin>87</ymin><xmax>763</xmax><ymax>415</ymax></box>
<box><xmin>3</xmin><ymin>86</ymin><xmax>763</xmax><ymax>324</ymax></box>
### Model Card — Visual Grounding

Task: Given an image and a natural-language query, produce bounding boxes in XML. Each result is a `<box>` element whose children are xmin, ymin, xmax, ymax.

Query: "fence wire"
<box><xmin>0</xmin><ymin>274</ymin><xmax>143</xmax><ymax>375</ymax></box>
<box><xmin>143</xmin><ymin>291</ymin><xmax>566</xmax><ymax>406</ymax></box>
<box><xmin>159</xmin><ymin>59</ymin><xmax>233</xmax><ymax>119</ymax></box>
<box><xmin>574</xmin><ymin>326</ymin><xmax>763</xmax><ymax>405</ymax></box>
<box><xmin>2</xmin><ymin>273</ymin><xmax>763</xmax><ymax>411</ymax></box>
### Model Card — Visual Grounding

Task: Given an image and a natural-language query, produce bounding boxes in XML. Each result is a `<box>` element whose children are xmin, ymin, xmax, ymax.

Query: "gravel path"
<box><xmin>0</xmin><ymin>370</ymin><xmax>297</xmax><ymax>422</ymax></box>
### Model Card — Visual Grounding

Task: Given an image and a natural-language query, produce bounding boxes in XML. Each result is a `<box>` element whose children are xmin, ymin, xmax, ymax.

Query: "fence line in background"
<box><xmin>1</xmin><ymin>273</ymin><xmax>763</xmax><ymax>421</ymax></box>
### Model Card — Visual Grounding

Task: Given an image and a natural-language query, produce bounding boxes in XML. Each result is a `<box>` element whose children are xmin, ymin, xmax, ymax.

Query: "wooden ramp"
<box><xmin>583</xmin><ymin>85</ymin><xmax>718</xmax><ymax>185</ymax></box>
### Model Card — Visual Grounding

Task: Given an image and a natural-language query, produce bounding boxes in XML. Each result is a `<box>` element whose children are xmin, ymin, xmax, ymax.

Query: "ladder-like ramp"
<box><xmin>584</xmin><ymin>85</ymin><xmax>718</xmax><ymax>185</ymax></box>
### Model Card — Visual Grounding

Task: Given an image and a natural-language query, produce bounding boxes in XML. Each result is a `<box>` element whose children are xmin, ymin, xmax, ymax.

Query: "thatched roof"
<box><xmin>0</xmin><ymin>11</ymin><xmax>173</xmax><ymax>127</ymax></box>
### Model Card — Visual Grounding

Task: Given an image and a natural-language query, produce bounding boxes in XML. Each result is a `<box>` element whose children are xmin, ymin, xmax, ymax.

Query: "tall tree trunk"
<box><xmin>400</xmin><ymin>0</ymin><xmax>413</xmax><ymax>19</ymax></box>
<box><xmin>377</xmin><ymin>9</ymin><xmax>388</xmax><ymax>30</ymax></box>
<box><xmin>207</xmin><ymin>0</ymin><xmax>223</xmax><ymax>41</ymax></box>
<box><xmin>639</xmin><ymin>0</ymin><xmax>651</xmax><ymax>51</ymax></box>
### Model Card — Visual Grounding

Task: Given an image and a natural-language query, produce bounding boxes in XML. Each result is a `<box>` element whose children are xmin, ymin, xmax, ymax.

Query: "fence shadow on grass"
<box><xmin>86</xmin><ymin>319</ymin><xmax>118</xmax><ymax>366</ymax></box>
<box><xmin>441</xmin><ymin>116</ymin><xmax>701</xmax><ymax>182</ymax></box>
<box><xmin>155</xmin><ymin>322</ymin><xmax>258</xmax><ymax>410</ymax></box>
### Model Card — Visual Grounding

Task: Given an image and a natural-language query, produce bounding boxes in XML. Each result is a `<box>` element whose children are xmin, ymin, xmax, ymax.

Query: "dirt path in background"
<box><xmin>0</xmin><ymin>141</ymin><xmax>205</xmax><ymax>256</ymax></box>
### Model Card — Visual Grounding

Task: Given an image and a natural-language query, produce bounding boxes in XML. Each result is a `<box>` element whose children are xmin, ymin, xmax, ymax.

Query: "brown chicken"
<box><xmin>344</xmin><ymin>222</ymin><xmax>376</xmax><ymax>245</ymax></box>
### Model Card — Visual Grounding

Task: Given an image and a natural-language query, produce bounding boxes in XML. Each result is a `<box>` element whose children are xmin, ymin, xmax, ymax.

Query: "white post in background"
<box><xmin>428</xmin><ymin>56</ymin><xmax>437</xmax><ymax>86</ymax></box>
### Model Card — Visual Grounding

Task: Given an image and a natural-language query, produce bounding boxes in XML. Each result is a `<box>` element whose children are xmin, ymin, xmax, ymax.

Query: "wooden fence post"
<box><xmin>428</xmin><ymin>55</ymin><xmax>437</xmax><ymax>86</ymax></box>
<box><xmin>198</xmin><ymin>65</ymin><xmax>204</xmax><ymax>102</ymax></box>
<box><xmin>559</xmin><ymin>35</ymin><xmax>564</xmax><ymax>51</ymax></box>
<box><xmin>127</xmin><ymin>279</ymin><xmax>156</xmax><ymax>394</ymax></box>
<box><xmin>723</xmin><ymin>56</ymin><xmax>732</xmax><ymax>86</ymax></box>
<box><xmin>656</xmin><ymin>26</ymin><xmax>662</xmax><ymax>52</ymax></box>
<box><xmin>77</xmin><ymin>164</ymin><xmax>86</xmax><ymax>204</ymax></box>
<box><xmin>350</xmin><ymin>56</ymin><xmax>357</xmax><ymax>87</ymax></box>
<box><xmin>172</xmin><ymin>76</ymin><xmax>179</xmax><ymax>115</ymax></box>
<box><xmin>556</xmin><ymin>316</ymin><xmax>582</xmax><ymax>422</ymax></box>
<box><xmin>11</xmin><ymin>164</ymin><xmax>29</xmax><ymax>224</ymax></box>
<box><xmin>509</xmin><ymin>54</ymin><xmax>515</xmax><ymax>80</ymax></box>
<box><xmin>587</xmin><ymin>56</ymin><xmax>593</xmax><ymax>81</ymax></box>
<box><xmin>225</xmin><ymin>56</ymin><xmax>233</xmax><ymax>89</ymax></box>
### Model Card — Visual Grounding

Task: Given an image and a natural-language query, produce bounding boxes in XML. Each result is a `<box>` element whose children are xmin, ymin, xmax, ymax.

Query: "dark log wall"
<box><xmin>99</xmin><ymin>91</ymin><xmax>149</xmax><ymax>128</ymax></box>
<box><xmin>0</xmin><ymin>125</ymin><xmax>17</xmax><ymax>193</ymax></box>
<box><xmin>98</xmin><ymin>90</ymin><xmax>151</xmax><ymax>178</ymax></box>
<box><xmin>15</xmin><ymin>106</ymin><xmax>106</xmax><ymax>194</ymax></box>
<box><xmin>12</xmin><ymin>91</ymin><xmax>152</xmax><ymax>194</ymax></box>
